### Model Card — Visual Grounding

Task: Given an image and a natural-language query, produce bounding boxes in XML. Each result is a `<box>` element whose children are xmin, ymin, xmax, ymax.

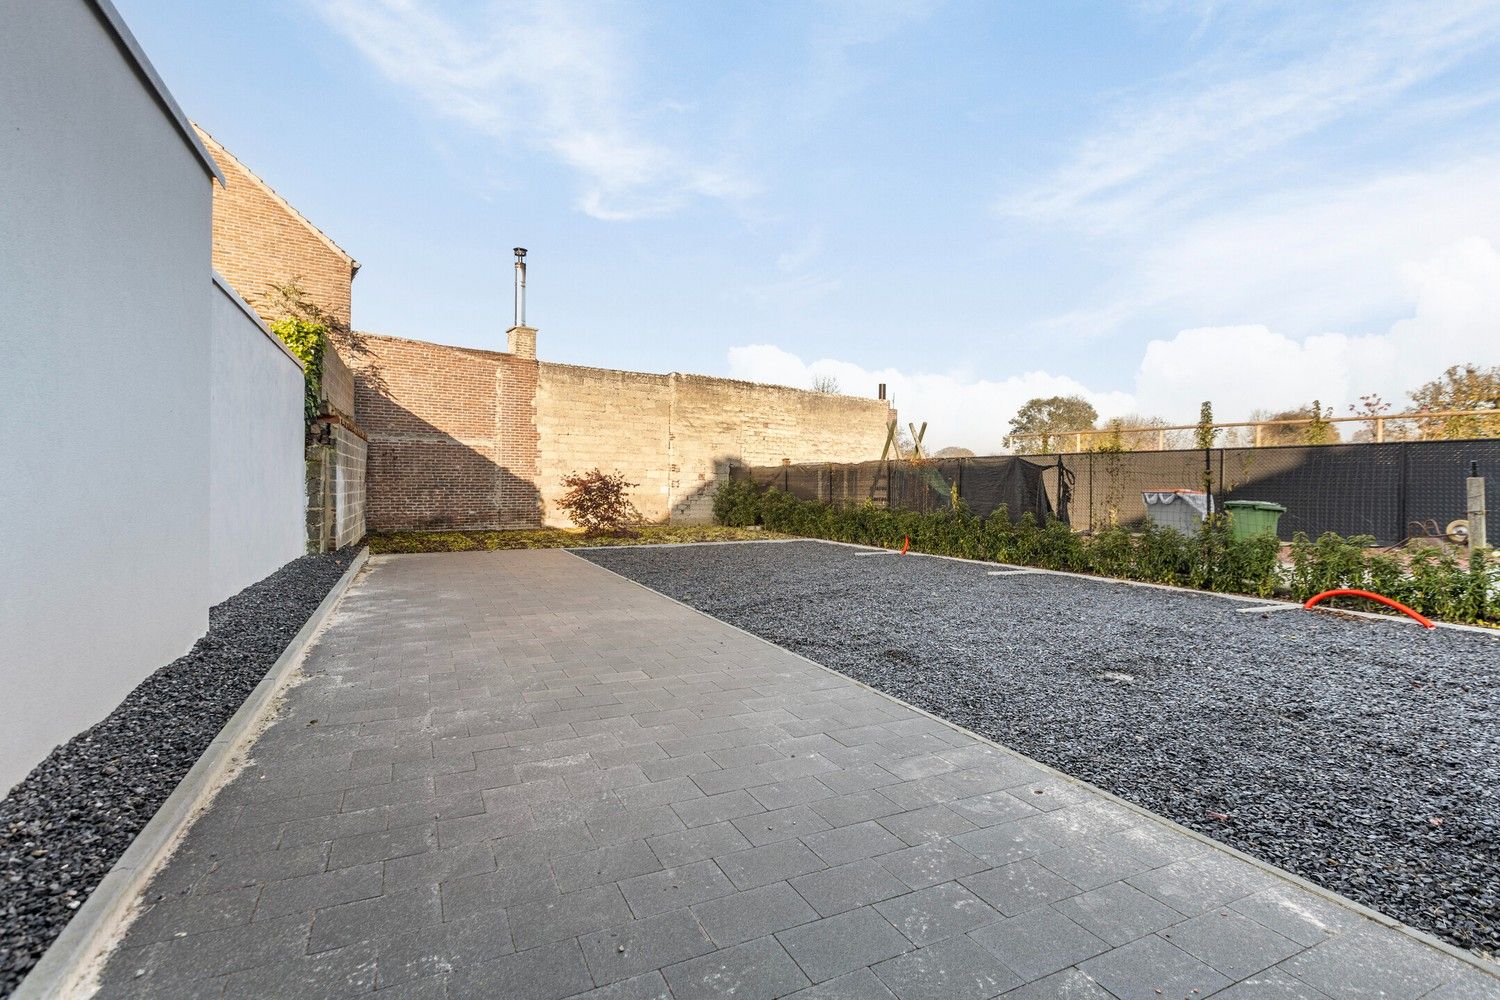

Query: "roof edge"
<box><xmin>194</xmin><ymin>125</ymin><xmax>360</xmax><ymax>271</ymax></box>
<box><xmin>85</xmin><ymin>0</ymin><xmax>225</xmax><ymax>186</ymax></box>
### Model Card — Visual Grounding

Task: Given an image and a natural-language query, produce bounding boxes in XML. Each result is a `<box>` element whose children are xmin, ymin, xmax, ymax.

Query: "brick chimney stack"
<box><xmin>508</xmin><ymin>324</ymin><xmax>537</xmax><ymax>359</ymax></box>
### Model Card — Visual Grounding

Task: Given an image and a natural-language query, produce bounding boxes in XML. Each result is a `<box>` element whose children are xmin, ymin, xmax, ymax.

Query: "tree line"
<box><xmin>1002</xmin><ymin>363</ymin><xmax>1500</xmax><ymax>454</ymax></box>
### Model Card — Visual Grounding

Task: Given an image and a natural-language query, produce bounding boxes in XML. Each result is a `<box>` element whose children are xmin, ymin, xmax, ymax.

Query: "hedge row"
<box><xmin>713</xmin><ymin>477</ymin><xmax>1498</xmax><ymax>625</ymax></box>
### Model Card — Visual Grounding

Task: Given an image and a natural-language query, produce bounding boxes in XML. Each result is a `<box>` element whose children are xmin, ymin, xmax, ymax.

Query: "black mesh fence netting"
<box><xmin>738</xmin><ymin>438</ymin><xmax>1500</xmax><ymax>544</ymax></box>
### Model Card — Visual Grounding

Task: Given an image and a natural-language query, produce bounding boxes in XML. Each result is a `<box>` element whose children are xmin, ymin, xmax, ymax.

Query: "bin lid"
<box><xmin>1224</xmin><ymin>500</ymin><xmax>1286</xmax><ymax>512</ymax></box>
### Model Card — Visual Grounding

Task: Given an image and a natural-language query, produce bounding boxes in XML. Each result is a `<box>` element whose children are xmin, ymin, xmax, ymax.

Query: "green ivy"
<box><xmin>713</xmin><ymin>477</ymin><xmax>1497</xmax><ymax>625</ymax></box>
<box><xmin>269</xmin><ymin>316</ymin><xmax>326</xmax><ymax>423</ymax></box>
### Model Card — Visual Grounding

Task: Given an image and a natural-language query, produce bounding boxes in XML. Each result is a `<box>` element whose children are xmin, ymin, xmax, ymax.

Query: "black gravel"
<box><xmin>0</xmin><ymin>551</ymin><xmax>354</xmax><ymax>996</ymax></box>
<box><xmin>581</xmin><ymin>540</ymin><xmax>1500</xmax><ymax>959</ymax></box>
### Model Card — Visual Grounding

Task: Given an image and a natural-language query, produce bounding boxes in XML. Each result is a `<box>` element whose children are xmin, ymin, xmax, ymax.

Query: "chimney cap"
<box><xmin>513</xmin><ymin>247</ymin><xmax>527</xmax><ymax>259</ymax></box>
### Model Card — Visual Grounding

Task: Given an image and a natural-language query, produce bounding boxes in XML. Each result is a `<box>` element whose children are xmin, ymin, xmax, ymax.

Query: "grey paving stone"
<box><xmin>968</xmin><ymin>906</ymin><xmax>1109</xmax><ymax>981</ymax></box>
<box><xmin>817</xmin><ymin>764</ymin><xmax>903</xmax><ymax>796</ymax></box>
<box><xmin>1160</xmin><ymin>906</ymin><xmax>1303</xmax><ymax>980</ymax></box>
<box><xmin>1000</xmin><ymin>968</ymin><xmax>1114</xmax><ymax>999</ymax></box>
<box><xmin>553</xmin><ymin>840</ymin><xmax>664</xmax><ymax>892</ymax></box>
<box><xmin>874</xmin><ymin>881</ymin><xmax>1000</xmax><ymax>947</ymax></box>
<box><xmin>647</xmin><ymin>820</ymin><xmax>752</xmax><ymax>867</ymax></box>
<box><xmin>692</xmin><ymin>882</ymin><xmax>820</xmax><ymax>946</ymax></box>
<box><xmin>749</xmin><ymin>776</ymin><xmax>838</xmax><ymax>811</ymax></box>
<box><xmin>870</xmin><ymin>935</ymin><xmax>1020</xmax><ymax>1000</ymax></box>
<box><xmin>777</xmin><ymin>906</ymin><xmax>912</xmax><ymax>983</ymax></box>
<box><xmin>785</xmin><ymin>968</ymin><xmax>899</xmax><ymax>999</ymax></box>
<box><xmin>804</xmin><ymin>821</ymin><xmax>908</xmax><ymax>866</ymax></box>
<box><xmin>619</xmin><ymin>775</ymin><xmax>706</xmax><ymax>810</ymax></box>
<box><xmin>588</xmin><ymin>804</ymin><xmax>687</xmax><ymax>845</ymax></box>
<box><xmin>126</xmin><ymin>885</ymin><xmax>260</xmax><ymax>944</ymax></box>
<box><xmin>620</xmin><ymin>859</ymin><xmax>737</xmax><ymax>917</ymax></box>
<box><xmin>1422</xmin><ymin>967</ymin><xmax>1500</xmax><ymax>1000</ymax></box>
<box><xmin>1214</xmin><ymin>969</ymin><xmax>1335</xmax><ymax>999</ymax></box>
<box><xmin>446</xmin><ymin>938</ymin><xmax>593</xmax><ymax>1000</ymax></box>
<box><xmin>732</xmin><ymin>804</ymin><xmax>833</xmax><ymax>846</ymax></box>
<box><xmin>664</xmin><ymin>935</ymin><xmax>811</xmax><ymax>1000</ymax></box>
<box><xmin>329</xmin><ymin>821</ymin><xmax>438</xmax><ymax>869</ymax></box>
<box><xmin>1053</xmin><ymin>881</ymin><xmax>1186</xmax><ymax>947</ymax></box>
<box><xmin>952</xmin><ymin>822</ymin><xmax>1058</xmax><ymax>867</ymax></box>
<box><xmin>1278</xmin><ymin>924</ymin><xmax>1460</xmax><ymax>1000</ymax></box>
<box><xmin>383</xmin><ymin>843</ymin><xmax>496</xmax><ymax>894</ymax></box>
<box><xmin>493</xmin><ymin>825</ymin><xmax>598</xmax><ymax>867</ymax></box>
<box><xmin>220</xmin><ymin>939</ymin><xmax>379</xmax><ymax>998</ymax></box>
<box><xmin>960</xmin><ymin>859</ymin><xmax>1079</xmax><ymax>916</ymax></box>
<box><xmin>791</xmin><ymin>859</ymin><xmax>911</xmax><ymax>917</ymax></box>
<box><xmin>580</xmin><ymin>907</ymin><xmax>717</xmax><ymax>985</ymax></box>
<box><xmin>194</xmin><ymin>842</ymin><xmax>329</xmax><ymax>894</ymax></box>
<box><xmin>878</xmin><ymin>839</ymin><xmax>987</xmax><ymax>890</ymax></box>
<box><xmin>809</xmin><ymin>790</ymin><xmax>904</xmax><ymax>828</ymax></box>
<box><xmin>878</xmin><ymin>805</ymin><xmax>978</xmax><ymax>846</ymax></box>
<box><xmin>440</xmin><ymin>860</ymin><xmax>559</xmax><ymax>921</ymax></box>
<box><xmin>1036</xmin><ymin>839</ymin><xmax>1151</xmax><ymax>892</ymax></box>
<box><xmin>719</xmin><ymin>839</ymin><xmax>828</xmax><ymax>890</ymax></box>
<box><xmin>1126</xmin><ymin>851</ymin><xmax>1277</xmax><ymax>917</ymax></box>
<box><xmin>1228</xmin><ymin>888</ymin><xmax>1360</xmax><ymax>947</ymax></box>
<box><xmin>507</xmin><ymin>883</ymin><xmax>635</xmax><ymax>950</ymax></box>
<box><xmin>308</xmin><ymin>884</ymin><xmax>443</xmax><ymax>953</ymax></box>
<box><xmin>1098</xmin><ymin>822</ymin><xmax>1210</xmax><ymax>868</ymax></box>
<box><xmin>254</xmin><ymin>863</ymin><xmax>384</xmax><ymax>921</ymax></box>
<box><xmin>1078</xmin><ymin>935</ymin><xmax>1232</xmax><ymax>1000</ymax></box>
<box><xmin>561</xmin><ymin>971</ymin><xmax>675</xmax><ymax>1000</ymax></box>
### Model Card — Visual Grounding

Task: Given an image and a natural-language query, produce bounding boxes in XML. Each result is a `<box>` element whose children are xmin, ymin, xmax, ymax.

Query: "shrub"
<box><xmin>269</xmin><ymin>316</ymin><xmax>326</xmax><ymax>423</ymax></box>
<box><xmin>713</xmin><ymin>480</ymin><xmax>1497</xmax><ymax>624</ymax></box>
<box><xmin>558</xmin><ymin>469</ymin><xmax>642</xmax><ymax>537</ymax></box>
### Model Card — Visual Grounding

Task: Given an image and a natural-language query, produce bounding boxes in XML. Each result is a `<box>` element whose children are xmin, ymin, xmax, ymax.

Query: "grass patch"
<box><xmin>367</xmin><ymin>524</ymin><xmax>787</xmax><ymax>554</ymax></box>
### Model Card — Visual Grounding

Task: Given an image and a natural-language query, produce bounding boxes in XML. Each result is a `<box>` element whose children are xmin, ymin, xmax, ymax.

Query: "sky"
<box><xmin>122</xmin><ymin>0</ymin><xmax>1500</xmax><ymax>452</ymax></box>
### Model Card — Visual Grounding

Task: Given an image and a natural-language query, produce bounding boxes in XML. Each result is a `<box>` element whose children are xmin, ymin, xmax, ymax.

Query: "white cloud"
<box><xmin>730</xmin><ymin>238</ymin><xmax>1500</xmax><ymax>450</ymax></box>
<box><xmin>726</xmin><ymin>345</ymin><xmax>1134</xmax><ymax>454</ymax></box>
<box><xmin>1001</xmin><ymin>1</ymin><xmax>1500</xmax><ymax>231</ymax></box>
<box><xmin>315</xmin><ymin>0</ymin><xmax>755</xmax><ymax>220</ymax></box>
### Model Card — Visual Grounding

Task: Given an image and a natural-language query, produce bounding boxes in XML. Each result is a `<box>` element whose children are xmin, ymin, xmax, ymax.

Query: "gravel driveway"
<box><xmin>579</xmin><ymin>540</ymin><xmax>1500</xmax><ymax>958</ymax></box>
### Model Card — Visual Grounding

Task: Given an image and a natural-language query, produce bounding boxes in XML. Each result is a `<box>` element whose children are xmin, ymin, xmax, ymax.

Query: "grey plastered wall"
<box><xmin>209</xmin><ymin>277</ymin><xmax>307</xmax><ymax>604</ymax></box>
<box><xmin>0</xmin><ymin>0</ymin><xmax>215</xmax><ymax>790</ymax></box>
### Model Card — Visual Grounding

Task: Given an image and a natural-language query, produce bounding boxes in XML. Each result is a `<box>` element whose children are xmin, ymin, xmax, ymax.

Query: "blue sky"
<box><xmin>123</xmin><ymin>0</ymin><xmax>1500</xmax><ymax>451</ymax></box>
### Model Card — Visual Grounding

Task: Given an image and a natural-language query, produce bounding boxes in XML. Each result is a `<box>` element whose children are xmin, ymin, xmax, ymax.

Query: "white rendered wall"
<box><xmin>0</xmin><ymin>1</ymin><xmax>213</xmax><ymax>791</ymax></box>
<box><xmin>209</xmin><ymin>278</ymin><xmax>306</xmax><ymax>605</ymax></box>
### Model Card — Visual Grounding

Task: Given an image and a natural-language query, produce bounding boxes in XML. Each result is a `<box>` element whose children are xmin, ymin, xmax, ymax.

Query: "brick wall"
<box><xmin>195</xmin><ymin>126</ymin><xmax>356</xmax><ymax>330</ymax></box>
<box><xmin>344</xmin><ymin>331</ymin><xmax>892</xmax><ymax>531</ymax></box>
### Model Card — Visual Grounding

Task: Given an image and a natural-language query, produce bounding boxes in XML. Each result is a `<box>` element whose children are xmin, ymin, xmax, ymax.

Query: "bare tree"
<box><xmin>811</xmin><ymin>374</ymin><xmax>841</xmax><ymax>394</ymax></box>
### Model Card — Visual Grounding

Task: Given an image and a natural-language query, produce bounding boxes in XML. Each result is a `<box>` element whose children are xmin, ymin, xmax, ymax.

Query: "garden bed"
<box><xmin>581</xmin><ymin>539</ymin><xmax>1500</xmax><ymax>959</ymax></box>
<box><xmin>0</xmin><ymin>551</ymin><xmax>355</xmax><ymax>996</ymax></box>
<box><xmin>367</xmin><ymin>524</ymin><xmax>786</xmax><ymax>553</ymax></box>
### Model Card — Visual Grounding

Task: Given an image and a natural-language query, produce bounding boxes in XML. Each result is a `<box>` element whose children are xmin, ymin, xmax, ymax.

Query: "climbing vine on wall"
<box><xmin>261</xmin><ymin>279</ymin><xmax>336</xmax><ymax>425</ymax></box>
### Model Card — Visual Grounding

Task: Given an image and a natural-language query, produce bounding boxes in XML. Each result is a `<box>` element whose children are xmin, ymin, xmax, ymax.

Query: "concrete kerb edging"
<box><xmin>565</xmin><ymin>547</ymin><xmax>1500</xmax><ymax>982</ymax></box>
<box><xmin>15</xmin><ymin>547</ymin><xmax>371</xmax><ymax>1000</ymax></box>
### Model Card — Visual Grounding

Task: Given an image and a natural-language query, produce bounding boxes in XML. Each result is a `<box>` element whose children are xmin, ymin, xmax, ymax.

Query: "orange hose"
<box><xmin>1303</xmin><ymin>588</ymin><xmax>1436</xmax><ymax>629</ymax></box>
<box><xmin>900</xmin><ymin>536</ymin><xmax>910</xmax><ymax>555</ymax></box>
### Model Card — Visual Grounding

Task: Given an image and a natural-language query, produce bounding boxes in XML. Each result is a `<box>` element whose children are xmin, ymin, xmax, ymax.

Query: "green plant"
<box><xmin>713</xmin><ymin>481</ymin><xmax>1498</xmax><ymax>624</ymax></box>
<box><xmin>269</xmin><ymin>316</ymin><xmax>327</xmax><ymax>423</ymax></box>
<box><xmin>558</xmin><ymin>469</ymin><xmax>642</xmax><ymax>537</ymax></box>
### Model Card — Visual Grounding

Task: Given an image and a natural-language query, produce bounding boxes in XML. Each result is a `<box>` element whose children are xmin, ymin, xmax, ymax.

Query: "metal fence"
<box><xmin>736</xmin><ymin>439</ymin><xmax>1500</xmax><ymax>545</ymax></box>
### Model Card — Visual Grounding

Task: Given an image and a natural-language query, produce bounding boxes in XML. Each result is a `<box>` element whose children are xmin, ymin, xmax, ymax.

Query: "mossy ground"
<box><xmin>367</xmin><ymin>524</ymin><xmax>787</xmax><ymax>554</ymax></box>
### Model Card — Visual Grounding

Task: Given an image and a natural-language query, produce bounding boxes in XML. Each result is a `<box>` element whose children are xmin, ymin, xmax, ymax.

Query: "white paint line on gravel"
<box><xmin>855</xmin><ymin>551</ymin><xmax>897</xmax><ymax>557</ymax></box>
<box><xmin>15</xmin><ymin>548</ymin><xmax>371</xmax><ymax>1000</ymax></box>
<box><xmin>1237</xmin><ymin>603</ymin><xmax>1305</xmax><ymax>614</ymax></box>
<box><xmin>987</xmin><ymin>569</ymin><xmax>1039</xmax><ymax>575</ymax></box>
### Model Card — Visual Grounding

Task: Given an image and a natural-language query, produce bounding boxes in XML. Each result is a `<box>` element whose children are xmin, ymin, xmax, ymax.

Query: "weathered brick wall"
<box><xmin>341</xmin><ymin>332</ymin><xmax>541</xmax><ymax>530</ymax></box>
<box><xmin>346</xmin><ymin>331</ymin><xmax>891</xmax><ymax>530</ymax></box>
<box><xmin>195</xmin><ymin>126</ymin><xmax>356</xmax><ymax>330</ymax></box>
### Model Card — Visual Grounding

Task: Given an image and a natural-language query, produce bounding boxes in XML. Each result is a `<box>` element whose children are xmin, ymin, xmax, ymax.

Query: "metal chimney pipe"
<box><xmin>513</xmin><ymin>247</ymin><xmax>527</xmax><ymax>327</ymax></box>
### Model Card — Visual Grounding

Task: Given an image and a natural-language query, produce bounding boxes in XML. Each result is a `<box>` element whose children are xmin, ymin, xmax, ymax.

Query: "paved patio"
<box><xmin>96</xmin><ymin>549</ymin><xmax>1498</xmax><ymax>999</ymax></box>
